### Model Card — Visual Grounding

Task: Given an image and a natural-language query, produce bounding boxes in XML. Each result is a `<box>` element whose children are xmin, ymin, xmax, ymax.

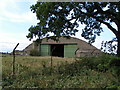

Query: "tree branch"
<box><xmin>77</xmin><ymin>10</ymin><xmax>118</xmax><ymax>36</ymax></box>
<box><xmin>92</xmin><ymin>16</ymin><xmax>118</xmax><ymax>36</ymax></box>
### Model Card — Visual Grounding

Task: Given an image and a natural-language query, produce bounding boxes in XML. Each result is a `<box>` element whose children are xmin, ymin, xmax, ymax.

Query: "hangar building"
<box><xmin>23</xmin><ymin>37</ymin><xmax>101</xmax><ymax>57</ymax></box>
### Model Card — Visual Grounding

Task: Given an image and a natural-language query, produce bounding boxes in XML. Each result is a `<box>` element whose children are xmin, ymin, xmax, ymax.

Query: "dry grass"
<box><xmin>2</xmin><ymin>54</ymin><xmax>120</xmax><ymax>88</ymax></box>
<box><xmin>2</xmin><ymin>55</ymin><xmax>75</xmax><ymax>74</ymax></box>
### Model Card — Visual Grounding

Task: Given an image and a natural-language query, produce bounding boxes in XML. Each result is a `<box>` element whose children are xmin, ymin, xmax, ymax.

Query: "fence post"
<box><xmin>12</xmin><ymin>43</ymin><xmax>19</xmax><ymax>76</ymax></box>
<box><xmin>50</xmin><ymin>46</ymin><xmax>56</xmax><ymax>75</ymax></box>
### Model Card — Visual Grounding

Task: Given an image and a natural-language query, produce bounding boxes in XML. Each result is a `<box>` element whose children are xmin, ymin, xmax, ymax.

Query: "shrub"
<box><xmin>109</xmin><ymin>59</ymin><xmax>120</xmax><ymax>78</ymax></box>
<box><xmin>30</xmin><ymin>49</ymin><xmax>39</xmax><ymax>56</ymax></box>
<box><xmin>109</xmin><ymin>59</ymin><xmax>120</xmax><ymax>67</ymax></box>
<box><xmin>2</xmin><ymin>55</ymin><xmax>120</xmax><ymax>88</ymax></box>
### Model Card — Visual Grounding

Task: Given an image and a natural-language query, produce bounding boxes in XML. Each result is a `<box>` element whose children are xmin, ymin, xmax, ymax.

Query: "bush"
<box><xmin>30</xmin><ymin>49</ymin><xmax>39</xmax><ymax>56</ymax></box>
<box><xmin>109</xmin><ymin>59</ymin><xmax>120</xmax><ymax>66</ymax></box>
<box><xmin>109</xmin><ymin>59</ymin><xmax>120</xmax><ymax>78</ymax></box>
<box><xmin>2</xmin><ymin>54</ymin><xmax>120</xmax><ymax>88</ymax></box>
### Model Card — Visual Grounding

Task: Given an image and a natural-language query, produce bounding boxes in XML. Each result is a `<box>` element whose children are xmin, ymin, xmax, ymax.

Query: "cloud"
<box><xmin>0</xmin><ymin>32</ymin><xmax>32</xmax><ymax>53</ymax></box>
<box><xmin>0</xmin><ymin>0</ymin><xmax>38</xmax><ymax>23</ymax></box>
<box><xmin>3</xmin><ymin>11</ymin><xmax>38</xmax><ymax>23</ymax></box>
<box><xmin>0</xmin><ymin>0</ymin><xmax>38</xmax><ymax>52</ymax></box>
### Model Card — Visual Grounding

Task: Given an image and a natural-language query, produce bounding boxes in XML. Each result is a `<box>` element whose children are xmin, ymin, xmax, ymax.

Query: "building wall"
<box><xmin>75</xmin><ymin>49</ymin><xmax>101</xmax><ymax>57</ymax></box>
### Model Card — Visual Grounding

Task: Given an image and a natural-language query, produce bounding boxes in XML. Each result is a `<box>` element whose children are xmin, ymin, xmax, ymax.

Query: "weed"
<box><xmin>2</xmin><ymin>55</ymin><xmax>120</xmax><ymax>88</ymax></box>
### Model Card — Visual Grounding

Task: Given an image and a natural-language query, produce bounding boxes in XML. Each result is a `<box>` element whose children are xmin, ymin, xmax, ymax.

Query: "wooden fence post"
<box><xmin>12</xmin><ymin>43</ymin><xmax>19</xmax><ymax>76</ymax></box>
<box><xmin>50</xmin><ymin>47</ymin><xmax>56</xmax><ymax>75</ymax></box>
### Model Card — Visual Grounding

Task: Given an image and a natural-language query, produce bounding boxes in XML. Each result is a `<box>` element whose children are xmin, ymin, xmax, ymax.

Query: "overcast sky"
<box><xmin>0</xmin><ymin>0</ymin><xmax>116</xmax><ymax>53</ymax></box>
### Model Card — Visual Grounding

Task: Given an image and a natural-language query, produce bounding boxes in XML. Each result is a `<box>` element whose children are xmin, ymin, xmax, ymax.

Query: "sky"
<box><xmin>0</xmin><ymin>0</ymin><xmax>116</xmax><ymax>53</ymax></box>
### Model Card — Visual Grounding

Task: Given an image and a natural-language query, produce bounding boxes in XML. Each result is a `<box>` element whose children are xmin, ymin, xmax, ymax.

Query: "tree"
<box><xmin>101</xmin><ymin>38</ymin><xmax>117</xmax><ymax>54</ymax></box>
<box><xmin>27</xmin><ymin>2</ymin><xmax>120</xmax><ymax>57</ymax></box>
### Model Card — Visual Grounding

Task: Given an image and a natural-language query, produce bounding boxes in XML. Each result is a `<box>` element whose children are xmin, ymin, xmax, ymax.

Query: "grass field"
<box><xmin>2</xmin><ymin>55</ymin><xmax>75</xmax><ymax>76</ymax></box>
<box><xmin>2</xmin><ymin>54</ymin><xmax>120</xmax><ymax>88</ymax></box>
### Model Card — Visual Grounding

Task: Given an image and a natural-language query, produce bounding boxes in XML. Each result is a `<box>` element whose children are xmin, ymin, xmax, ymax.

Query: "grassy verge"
<box><xmin>2</xmin><ymin>54</ymin><xmax>120</xmax><ymax>88</ymax></box>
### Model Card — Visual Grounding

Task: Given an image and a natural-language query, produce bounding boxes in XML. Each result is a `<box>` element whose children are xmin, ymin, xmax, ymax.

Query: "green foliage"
<box><xmin>30</xmin><ymin>49</ymin><xmax>39</xmax><ymax>56</ymax></box>
<box><xmin>101</xmin><ymin>38</ymin><xmax>117</xmax><ymax>55</ymax></box>
<box><xmin>109</xmin><ymin>59</ymin><xmax>120</xmax><ymax>78</ymax></box>
<box><xmin>27</xmin><ymin>2</ymin><xmax>120</xmax><ymax>56</ymax></box>
<box><xmin>2</xmin><ymin>55</ymin><xmax>120</xmax><ymax>88</ymax></box>
<box><xmin>27</xmin><ymin>2</ymin><xmax>120</xmax><ymax>43</ymax></box>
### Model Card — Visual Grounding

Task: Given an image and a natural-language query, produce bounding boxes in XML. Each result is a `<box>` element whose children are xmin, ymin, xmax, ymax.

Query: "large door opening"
<box><xmin>51</xmin><ymin>44</ymin><xmax>64</xmax><ymax>57</ymax></box>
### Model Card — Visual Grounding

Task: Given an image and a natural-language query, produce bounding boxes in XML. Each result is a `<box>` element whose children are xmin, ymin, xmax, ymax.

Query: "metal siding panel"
<box><xmin>40</xmin><ymin>45</ymin><xmax>50</xmax><ymax>56</ymax></box>
<box><xmin>64</xmin><ymin>45</ymin><xmax>77</xmax><ymax>57</ymax></box>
